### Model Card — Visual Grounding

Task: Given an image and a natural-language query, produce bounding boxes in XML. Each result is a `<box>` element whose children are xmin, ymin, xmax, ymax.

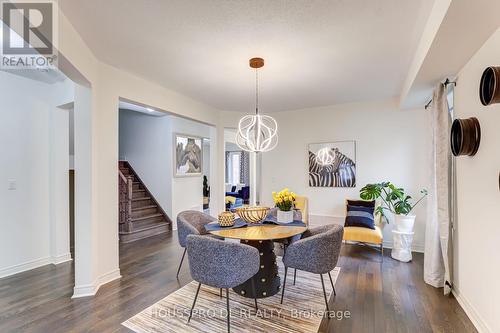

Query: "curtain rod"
<box><xmin>424</xmin><ymin>78</ymin><xmax>457</xmax><ymax>109</ymax></box>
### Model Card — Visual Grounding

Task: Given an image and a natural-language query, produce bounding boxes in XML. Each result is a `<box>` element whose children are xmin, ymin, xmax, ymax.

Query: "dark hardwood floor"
<box><xmin>0</xmin><ymin>232</ymin><xmax>476</xmax><ymax>333</ymax></box>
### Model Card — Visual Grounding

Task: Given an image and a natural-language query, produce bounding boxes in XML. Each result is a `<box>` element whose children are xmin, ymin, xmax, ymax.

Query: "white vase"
<box><xmin>277</xmin><ymin>209</ymin><xmax>294</xmax><ymax>223</ymax></box>
<box><xmin>394</xmin><ymin>214</ymin><xmax>416</xmax><ymax>233</ymax></box>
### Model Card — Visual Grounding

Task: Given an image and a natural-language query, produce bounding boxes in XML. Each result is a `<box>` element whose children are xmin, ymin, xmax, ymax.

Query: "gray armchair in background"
<box><xmin>280</xmin><ymin>224</ymin><xmax>344</xmax><ymax>313</ymax></box>
<box><xmin>176</xmin><ymin>210</ymin><xmax>217</xmax><ymax>279</ymax></box>
<box><xmin>186</xmin><ymin>235</ymin><xmax>260</xmax><ymax>333</ymax></box>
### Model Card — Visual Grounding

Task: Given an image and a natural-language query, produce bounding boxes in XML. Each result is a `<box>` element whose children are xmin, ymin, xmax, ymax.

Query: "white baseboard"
<box><xmin>51</xmin><ymin>253</ymin><xmax>73</xmax><ymax>265</ymax></box>
<box><xmin>72</xmin><ymin>268</ymin><xmax>122</xmax><ymax>299</ymax></box>
<box><xmin>0</xmin><ymin>256</ymin><xmax>52</xmax><ymax>279</ymax></box>
<box><xmin>0</xmin><ymin>252</ymin><xmax>74</xmax><ymax>280</ymax></box>
<box><xmin>72</xmin><ymin>282</ymin><xmax>98</xmax><ymax>298</ymax></box>
<box><xmin>98</xmin><ymin>268</ymin><xmax>122</xmax><ymax>287</ymax></box>
<box><xmin>382</xmin><ymin>241</ymin><xmax>425</xmax><ymax>253</ymax></box>
<box><xmin>452</xmin><ymin>287</ymin><xmax>492</xmax><ymax>333</ymax></box>
<box><xmin>309</xmin><ymin>214</ymin><xmax>344</xmax><ymax>226</ymax></box>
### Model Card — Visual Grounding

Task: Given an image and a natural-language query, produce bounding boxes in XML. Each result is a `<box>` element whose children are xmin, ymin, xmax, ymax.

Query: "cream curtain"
<box><xmin>424</xmin><ymin>83</ymin><xmax>453</xmax><ymax>295</ymax></box>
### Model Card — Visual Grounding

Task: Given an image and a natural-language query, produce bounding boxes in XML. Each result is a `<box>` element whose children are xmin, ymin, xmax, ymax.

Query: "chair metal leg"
<box><xmin>380</xmin><ymin>243</ymin><xmax>384</xmax><ymax>262</ymax></box>
<box><xmin>250</xmin><ymin>277</ymin><xmax>258</xmax><ymax>311</ymax></box>
<box><xmin>280</xmin><ymin>266</ymin><xmax>288</xmax><ymax>304</ymax></box>
<box><xmin>328</xmin><ymin>271</ymin><xmax>336</xmax><ymax>296</ymax></box>
<box><xmin>220</xmin><ymin>288</ymin><xmax>223</xmax><ymax>299</ymax></box>
<box><xmin>176</xmin><ymin>248</ymin><xmax>187</xmax><ymax>279</ymax></box>
<box><xmin>320</xmin><ymin>274</ymin><xmax>330</xmax><ymax>314</ymax></box>
<box><xmin>293</xmin><ymin>268</ymin><xmax>297</xmax><ymax>285</ymax></box>
<box><xmin>226</xmin><ymin>288</ymin><xmax>231</xmax><ymax>333</ymax></box>
<box><xmin>188</xmin><ymin>282</ymin><xmax>201</xmax><ymax>323</ymax></box>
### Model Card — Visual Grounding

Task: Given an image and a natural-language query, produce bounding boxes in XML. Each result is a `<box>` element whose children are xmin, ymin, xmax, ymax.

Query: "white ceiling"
<box><xmin>400</xmin><ymin>0</ymin><xmax>500</xmax><ymax>109</ymax></box>
<box><xmin>60</xmin><ymin>0</ymin><xmax>434</xmax><ymax>112</ymax></box>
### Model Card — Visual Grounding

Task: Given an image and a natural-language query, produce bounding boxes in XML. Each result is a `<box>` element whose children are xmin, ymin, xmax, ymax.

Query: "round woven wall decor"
<box><xmin>480</xmin><ymin>66</ymin><xmax>500</xmax><ymax>106</ymax></box>
<box><xmin>450</xmin><ymin>117</ymin><xmax>481</xmax><ymax>157</ymax></box>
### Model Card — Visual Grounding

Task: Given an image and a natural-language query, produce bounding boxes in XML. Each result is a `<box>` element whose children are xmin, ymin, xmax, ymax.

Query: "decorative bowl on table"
<box><xmin>218</xmin><ymin>211</ymin><xmax>235</xmax><ymax>227</ymax></box>
<box><xmin>235</xmin><ymin>206</ymin><xmax>270</xmax><ymax>224</ymax></box>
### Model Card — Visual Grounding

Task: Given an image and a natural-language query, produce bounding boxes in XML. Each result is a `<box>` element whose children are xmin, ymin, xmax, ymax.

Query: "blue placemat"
<box><xmin>204</xmin><ymin>219</ymin><xmax>247</xmax><ymax>231</ymax></box>
<box><xmin>262</xmin><ymin>215</ymin><xmax>307</xmax><ymax>227</ymax></box>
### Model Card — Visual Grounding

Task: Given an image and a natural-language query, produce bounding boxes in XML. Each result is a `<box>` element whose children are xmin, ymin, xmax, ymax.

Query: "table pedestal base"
<box><xmin>233</xmin><ymin>240</ymin><xmax>281</xmax><ymax>299</ymax></box>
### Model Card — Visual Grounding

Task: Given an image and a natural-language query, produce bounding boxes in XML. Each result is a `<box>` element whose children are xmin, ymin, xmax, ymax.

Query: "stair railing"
<box><xmin>118</xmin><ymin>170</ymin><xmax>133</xmax><ymax>233</ymax></box>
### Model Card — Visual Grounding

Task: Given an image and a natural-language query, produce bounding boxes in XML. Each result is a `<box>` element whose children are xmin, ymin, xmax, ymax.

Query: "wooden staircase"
<box><xmin>119</xmin><ymin>161</ymin><xmax>172</xmax><ymax>243</ymax></box>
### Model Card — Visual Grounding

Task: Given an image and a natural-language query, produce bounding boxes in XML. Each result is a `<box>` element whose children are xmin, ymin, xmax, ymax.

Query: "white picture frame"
<box><xmin>174</xmin><ymin>133</ymin><xmax>203</xmax><ymax>177</ymax></box>
<box><xmin>308</xmin><ymin>140</ymin><xmax>356</xmax><ymax>187</ymax></box>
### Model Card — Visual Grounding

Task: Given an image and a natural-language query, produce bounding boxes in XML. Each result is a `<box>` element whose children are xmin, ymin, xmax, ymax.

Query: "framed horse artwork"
<box><xmin>174</xmin><ymin>133</ymin><xmax>203</xmax><ymax>177</ymax></box>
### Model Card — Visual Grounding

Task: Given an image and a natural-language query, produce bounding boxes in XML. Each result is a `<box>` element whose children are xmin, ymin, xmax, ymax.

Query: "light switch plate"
<box><xmin>8</xmin><ymin>180</ymin><xmax>16</xmax><ymax>190</ymax></box>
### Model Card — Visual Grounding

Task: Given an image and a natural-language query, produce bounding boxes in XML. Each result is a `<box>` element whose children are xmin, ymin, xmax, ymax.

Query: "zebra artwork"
<box><xmin>308</xmin><ymin>141</ymin><xmax>356</xmax><ymax>187</ymax></box>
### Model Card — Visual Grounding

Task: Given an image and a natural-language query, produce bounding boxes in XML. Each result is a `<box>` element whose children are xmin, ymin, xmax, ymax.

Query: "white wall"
<box><xmin>170</xmin><ymin>116</ymin><xmax>214</xmax><ymax>221</ymax></box>
<box><xmin>119</xmin><ymin>110</ymin><xmax>173</xmax><ymax>216</ymax></box>
<box><xmin>0</xmin><ymin>71</ymin><xmax>73</xmax><ymax>277</ymax></box>
<box><xmin>49</xmin><ymin>107</ymin><xmax>71</xmax><ymax>264</ymax></box>
<box><xmin>10</xmin><ymin>8</ymin><xmax>228</xmax><ymax>297</ymax></box>
<box><xmin>119</xmin><ymin>110</ymin><xmax>216</xmax><ymax>227</ymax></box>
<box><xmin>452</xmin><ymin>27</ymin><xmax>500</xmax><ymax>333</ymax></box>
<box><xmin>260</xmin><ymin>100</ymin><xmax>430</xmax><ymax>250</ymax></box>
<box><xmin>202</xmin><ymin>139</ymin><xmax>210</xmax><ymax>181</ymax></box>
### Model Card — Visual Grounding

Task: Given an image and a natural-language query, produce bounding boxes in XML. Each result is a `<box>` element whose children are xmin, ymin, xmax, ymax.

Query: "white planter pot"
<box><xmin>277</xmin><ymin>210</ymin><xmax>294</xmax><ymax>223</ymax></box>
<box><xmin>394</xmin><ymin>214</ymin><xmax>416</xmax><ymax>233</ymax></box>
<box><xmin>391</xmin><ymin>230</ymin><xmax>414</xmax><ymax>262</ymax></box>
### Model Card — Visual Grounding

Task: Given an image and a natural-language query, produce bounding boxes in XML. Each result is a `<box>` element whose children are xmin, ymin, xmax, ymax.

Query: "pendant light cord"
<box><xmin>255</xmin><ymin>68</ymin><xmax>259</xmax><ymax>115</ymax></box>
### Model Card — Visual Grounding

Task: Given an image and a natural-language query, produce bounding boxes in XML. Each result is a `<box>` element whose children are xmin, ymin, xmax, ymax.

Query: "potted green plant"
<box><xmin>359</xmin><ymin>182</ymin><xmax>428</xmax><ymax>233</ymax></box>
<box><xmin>203</xmin><ymin>175</ymin><xmax>210</xmax><ymax>210</ymax></box>
<box><xmin>203</xmin><ymin>175</ymin><xmax>210</xmax><ymax>197</ymax></box>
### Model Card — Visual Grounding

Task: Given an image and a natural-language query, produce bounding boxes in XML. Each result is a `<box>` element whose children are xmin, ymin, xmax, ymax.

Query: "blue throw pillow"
<box><xmin>345</xmin><ymin>205</ymin><xmax>375</xmax><ymax>230</ymax></box>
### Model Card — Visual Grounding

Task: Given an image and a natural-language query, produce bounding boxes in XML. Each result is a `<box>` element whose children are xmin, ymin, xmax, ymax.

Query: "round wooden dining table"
<box><xmin>209</xmin><ymin>224</ymin><xmax>307</xmax><ymax>299</ymax></box>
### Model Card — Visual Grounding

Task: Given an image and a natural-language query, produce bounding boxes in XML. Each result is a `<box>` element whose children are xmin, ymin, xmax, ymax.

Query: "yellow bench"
<box><xmin>343</xmin><ymin>199</ymin><xmax>384</xmax><ymax>259</ymax></box>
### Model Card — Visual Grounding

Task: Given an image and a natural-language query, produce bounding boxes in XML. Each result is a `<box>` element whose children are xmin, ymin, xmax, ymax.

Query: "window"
<box><xmin>226</xmin><ymin>152</ymin><xmax>241</xmax><ymax>185</ymax></box>
<box><xmin>447</xmin><ymin>85</ymin><xmax>454</xmax><ymax>118</ymax></box>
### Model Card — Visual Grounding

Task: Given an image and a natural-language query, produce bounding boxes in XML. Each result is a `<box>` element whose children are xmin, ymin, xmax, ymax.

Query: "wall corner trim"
<box><xmin>452</xmin><ymin>288</ymin><xmax>492</xmax><ymax>333</ymax></box>
<box><xmin>72</xmin><ymin>282</ymin><xmax>98</xmax><ymax>299</ymax></box>
<box><xmin>72</xmin><ymin>269</ymin><xmax>122</xmax><ymax>299</ymax></box>
<box><xmin>51</xmin><ymin>253</ymin><xmax>73</xmax><ymax>265</ymax></box>
<box><xmin>98</xmin><ymin>269</ymin><xmax>122</xmax><ymax>288</ymax></box>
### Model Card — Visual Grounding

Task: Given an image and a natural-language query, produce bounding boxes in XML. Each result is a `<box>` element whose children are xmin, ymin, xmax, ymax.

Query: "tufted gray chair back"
<box><xmin>177</xmin><ymin>210</ymin><xmax>216</xmax><ymax>248</ymax></box>
<box><xmin>283</xmin><ymin>224</ymin><xmax>343</xmax><ymax>274</ymax></box>
<box><xmin>186</xmin><ymin>235</ymin><xmax>260</xmax><ymax>289</ymax></box>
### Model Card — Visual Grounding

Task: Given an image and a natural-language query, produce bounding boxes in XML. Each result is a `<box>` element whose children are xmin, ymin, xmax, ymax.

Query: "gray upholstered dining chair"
<box><xmin>186</xmin><ymin>235</ymin><xmax>260</xmax><ymax>333</ymax></box>
<box><xmin>176</xmin><ymin>210</ymin><xmax>217</xmax><ymax>279</ymax></box>
<box><xmin>280</xmin><ymin>224</ymin><xmax>344</xmax><ymax>313</ymax></box>
<box><xmin>271</xmin><ymin>207</ymin><xmax>303</xmax><ymax>257</ymax></box>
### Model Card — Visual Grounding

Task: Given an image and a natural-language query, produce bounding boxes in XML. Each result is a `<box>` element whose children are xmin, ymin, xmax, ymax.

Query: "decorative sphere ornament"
<box><xmin>236</xmin><ymin>114</ymin><xmax>278</xmax><ymax>152</ymax></box>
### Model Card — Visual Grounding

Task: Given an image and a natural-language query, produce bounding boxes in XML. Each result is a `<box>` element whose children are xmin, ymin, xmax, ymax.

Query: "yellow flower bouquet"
<box><xmin>272</xmin><ymin>188</ymin><xmax>297</xmax><ymax>223</ymax></box>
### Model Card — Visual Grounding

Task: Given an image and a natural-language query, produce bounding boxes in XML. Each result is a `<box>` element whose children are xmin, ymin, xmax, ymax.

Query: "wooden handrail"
<box><xmin>118</xmin><ymin>169</ymin><xmax>127</xmax><ymax>182</ymax></box>
<box><xmin>118</xmin><ymin>161</ymin><xmax>173</xmax><ymax>234</ymax></box>
<box><xmin>122</xmin><ymin>161</ymin><xmax>173</xmax><ymax>225</ymax></box>
<box><xmin>118</xmin><ymin>169</ymin><xmax>133</xmax><ymax>233</ymax></box>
